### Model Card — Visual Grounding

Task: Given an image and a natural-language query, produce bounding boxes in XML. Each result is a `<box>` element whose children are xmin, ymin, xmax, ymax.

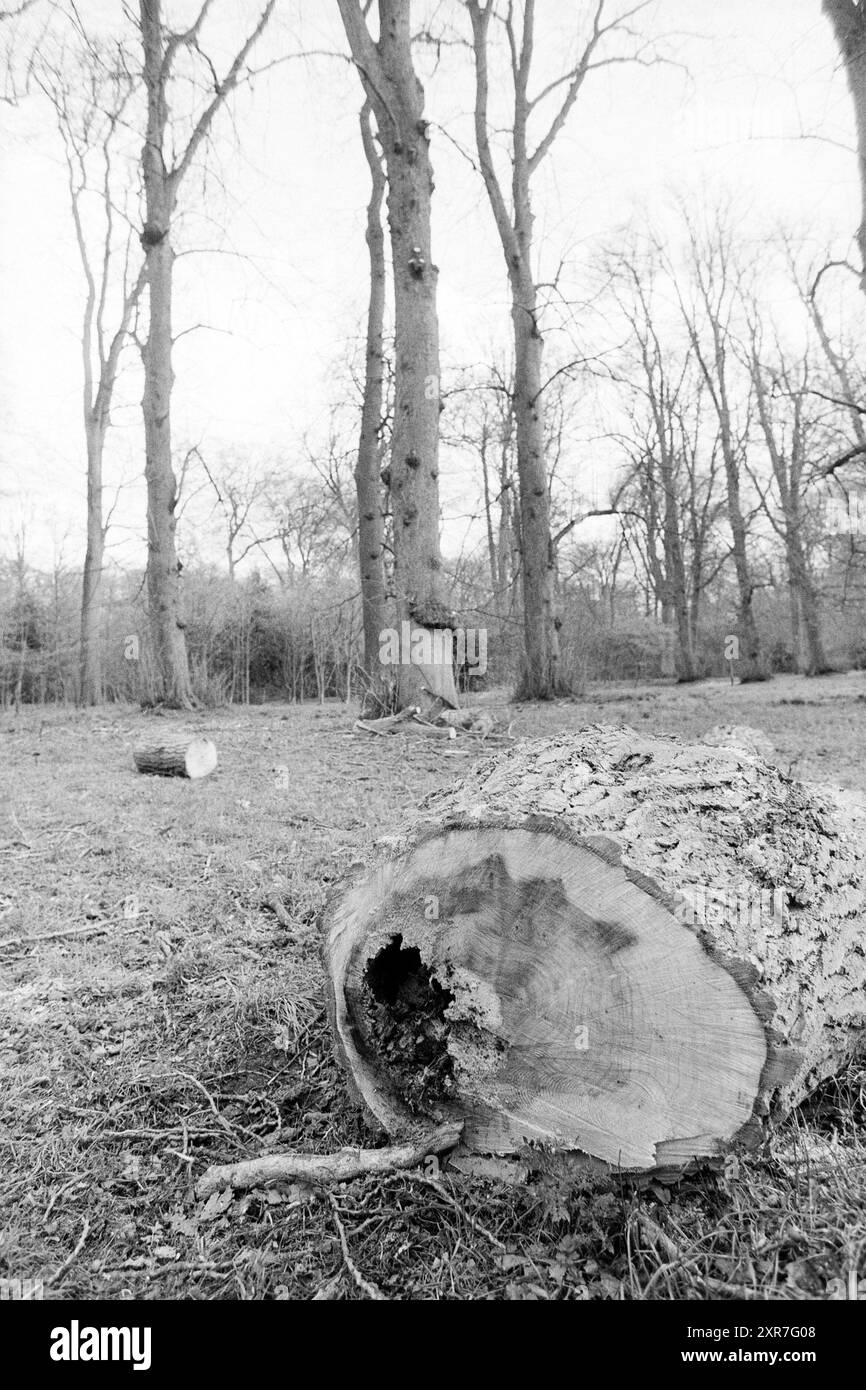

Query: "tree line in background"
<box><xmin>2</xmin><ymin>0</ymin><xmax>866</xmax><ymax>711</ymax></box>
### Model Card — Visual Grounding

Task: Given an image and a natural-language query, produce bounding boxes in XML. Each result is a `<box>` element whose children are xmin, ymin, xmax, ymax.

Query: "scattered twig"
<box><xmin>409</xmin><ymin>1172</ymin><xmax>507</xmax><ymax>1251</ymax></box>
<box><xmin>354</xmin><ymin>708</ymin><xmax>458</xmax><ymax>740</ymax></box>
<box><xmin>328</xmin><ymin>1193</ymin><xmax>385</xmax><ymax>1300</ymax></box>
<box><xmin>195</xmin><ymin>1122</ymin><xmax>463</xmax><ymax>1198</ymax></box>
<box><xmin>43</xmin><ymin>1178</ymin><xmax>84</xmax><ymax>1224</ymax></box>
<box><xmin>261</xmin><ymin>893</ymin><xmax>292</xmax><ymax>927</ymax></box>
<box><xmin>9</xmin><ymin>812</ymin><xmax>31</xmax><ymax>848</ymax></box>
<box><xmin>0</xmin><ymin>918</ymin><xmax>132</xmax><ymax>951</ymax></box>
<box><xmin>45</xmin><ymin>1217</ymin><xmax>90</xmax><ymax>1290</ymax></box>
<box><xmin>636</xmin><ymin>1210</ymin><xmax>757</xmax><ymax>1299</ymax></box>
<box><xmin>159</xmin><ymin>1070</ymin><xmax>260</xmax><ymax>1143</ymax></box>
<box><xmin>354</xmin><ymin>706</ymin><xmax>419</xmax><ymax>735</ymax></box>
<box><xmin>104</xmin><ymin>1259</ymin><xmax>233</xmax><ymax>1278</ymax></box>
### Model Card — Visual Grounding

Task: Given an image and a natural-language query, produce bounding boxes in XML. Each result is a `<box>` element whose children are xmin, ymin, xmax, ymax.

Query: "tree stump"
<box><xmin>321</xmin><ymin>727</ymin><xmax>866</xmax><ymax>1174</ymax></box>
<box><xmin>133</xmin><ymin>736</ymin><xmax>218</xmax><ymax>780</ymax></box>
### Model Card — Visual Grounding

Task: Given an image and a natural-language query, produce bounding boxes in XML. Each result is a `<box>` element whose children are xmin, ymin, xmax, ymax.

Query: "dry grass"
<box><xmin>0</xmin><ymin>675</ymin><xmax>864</xmax><ymax>1300</ymax></box>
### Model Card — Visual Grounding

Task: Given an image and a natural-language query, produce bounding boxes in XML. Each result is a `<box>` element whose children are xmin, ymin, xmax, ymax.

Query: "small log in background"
<box><xmin>322</xmin><ymin>727</ymin><xmax>866</xmax><ymax>1174</ymax></box>
<box><xmin>133</xmin><ymin>736</ymin><xmax>218</xmax><ymax>779</ymax></box>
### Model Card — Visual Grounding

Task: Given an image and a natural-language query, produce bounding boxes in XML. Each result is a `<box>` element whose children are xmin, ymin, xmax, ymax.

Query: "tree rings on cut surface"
<box><xmin>325</xmin><ymin>823</ymin><xmax>769</xmax><ymax>1170</ymax></box>
<box><xmin>322</xmin><ymin>727</ymin><xmax>866</xmax><ymax>1173</ymax></box>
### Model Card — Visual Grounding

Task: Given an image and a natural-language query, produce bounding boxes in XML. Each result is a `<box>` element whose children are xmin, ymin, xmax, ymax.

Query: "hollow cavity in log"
<box><xmin>359</xmin><ymin>936</ymin><xmax>458</xmax><ymax>1113</ymax></box>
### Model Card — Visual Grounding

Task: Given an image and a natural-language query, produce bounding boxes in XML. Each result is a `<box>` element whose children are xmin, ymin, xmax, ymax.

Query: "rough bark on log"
<box><xmin>321</xmin><ymin>726</ymin><xmax>866</xmax><ymax>1174</ymax></box>
<box><xmin>133</xmin><ymin>736</ymin><xmax>217</xmax><ymax>779</ymax></box>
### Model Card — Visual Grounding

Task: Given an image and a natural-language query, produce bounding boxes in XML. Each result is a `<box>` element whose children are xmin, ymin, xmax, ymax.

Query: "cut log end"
<box><xmin>133</xmin><ymin>736</ymin><xmax>218</xmax><ymax>780</ymax></box>
<box><xmin>322</xmin><ymin>726</ymin><xmax>866</xmax><ymax>1175</ymax></box>
<box><xmin>324</xmin><ymin>823</ymin><xmax>771</xmax><ymax>1172</ymax></box>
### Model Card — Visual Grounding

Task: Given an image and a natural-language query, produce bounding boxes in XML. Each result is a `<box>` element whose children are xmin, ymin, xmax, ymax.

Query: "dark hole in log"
<box><xmin>361</xmin><ymin>935</ymin><xmax>457</xmax><ymax>1115</ymax></box>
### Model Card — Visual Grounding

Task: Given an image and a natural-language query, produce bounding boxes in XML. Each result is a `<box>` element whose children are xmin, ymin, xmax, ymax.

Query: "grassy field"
<box><xmin>1</xmin><ymin>674</ymin><xmax>864</xmax><ymax>1301</ymax></box>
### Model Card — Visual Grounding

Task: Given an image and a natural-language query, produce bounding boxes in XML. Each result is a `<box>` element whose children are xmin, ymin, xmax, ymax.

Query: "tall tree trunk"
<box><xmin>723</xmin><ymin>452</ymin><xmax>764</xmax><ymax>680</ymax></box>
<box><xmin>467</xmin><ymin>1</ymin><xmax>658</xmax><ymax>696</ymax></box>
<box><xmin>137</xmin><ymin>0</ymin><xmax>275</xmax><ymax>707</ymax></box>
<box><xmin>681</xmin><ymin>229</ymin><xmax>766</xmax><ymax>681</ymax></box>
<box><xmin>704</xmin><ymin>358</ymin><xmax>764</xmax><ymax>680</ymax></box>
<box><xmin>139</xmin><ymin>0</ymin><xmax>191</xmax><ymax>708</ymax></box>
<box><xmin>141</xmin><ymin>227</ymin><xmax>192</xmax><ymax>706</ymax></box>
<box><xmin>337</xmin><ymin>0</ymin><xmax>457</xmax><ymax>712</ymax></box>
<box><xmin>356</xmin><ymin>101</ymin><xmax>388</xmax><ymax>706</ymax></box>
<box><xmin>512</xmin><ymin>281</ymin><xmax>561</xmax><ymax>697</ymax></box>
<box><xmin>788</xmin><ymin>579</ymin><xmax>802</xmax><ymax>672</ymax></box>
<box><xmin>663</xmin><ymin>516</ymin><xmax>696</xmax><ymax>682</ymax></box>
<box><xmin>497</xmin><ymin>416</ymin><xmax>515</xmax><ymax>602</ymax></box>
<box><xmin>656</xmin><ymin>421</ymin><xmax>696</xmax><ymax>682</ymax></box>
<box><xmin>800</xmin><ymin>583</ymin><xmax>828</xmax><ymax>677</ymax></box>
<box><xmin>480</xmin><ymin>432</ymin><xmax>497</xmax><ymax>598</ymax></box>
<box><xmin>467</xmin><ymin>0</ymin><xmax>565</xmax><ymax>699</ymax></box>
<box><xmin>786</xmin><ymin>530</ymin><xmax>829</xmax><ymax>676</ymax></box>
<box><xmin>639</xmin><ymin>457</ymin><xmax>670</xmax><ymax>637</ymax></box>
<box><xmin>47</xmin><ymin>56</ymin><xmax>148</xmax><ymax>709</ymax></box>
<box><xmin>384</xmin><ymin>68</ymin><xmax>449</xmax><ymax>707</ymax></box>
<box><xmin>689</xmin><ymin>534</ymin><xmax>704</xmax><ymax>654</ymax></box>
<box><xmin>750</xmin><ymin>344</ymin><xmax>828</xmax><ymax>678</ymax></box>
<box><xmin>711</xmin><ymin>327</ymin><xmax>765</xmax><ymax>680</ymax></box>
<box><xmin>80</xmin><ymin>414</ymin><xmax>106</xmax><ymax>703</ymax></box>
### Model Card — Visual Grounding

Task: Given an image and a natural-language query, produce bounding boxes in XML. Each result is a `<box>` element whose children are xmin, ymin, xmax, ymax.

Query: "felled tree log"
<box><xmin>321</xmin><ymin>726</ymin><xmax>866</xmax><ymax>1174</ymax></box>
<box><xmin>133</xmin><ymin>736</ymin><xmax>218</xmax><ymax>779</ymax></box>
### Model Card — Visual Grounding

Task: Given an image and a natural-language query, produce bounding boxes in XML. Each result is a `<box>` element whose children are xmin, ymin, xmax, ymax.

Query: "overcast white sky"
<box><xmin>0</xmin><ymin>0</ymin><xmax>861</xmax><ymax>572</ymax></box>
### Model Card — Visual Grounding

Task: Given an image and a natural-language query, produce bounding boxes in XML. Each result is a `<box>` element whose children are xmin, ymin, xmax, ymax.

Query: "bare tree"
<box><xmin>613</xmin><ymin>251</ymin><xmax>695</xmax><ymax>675</ymax></box>
<box><xmin>37</xmin><ymin>44</ymin><xmax>146</xmax><ymax>705</ymax></box>
<box><xmin>601</xmin><ymin>242</ymin><xmax>730</xmax><ymax>679</ymax></box>
<box><xmin>744</xmin><ymin>313</ymin><xmax>830</xmax><ymax>675</ymax></box>
<box><xmin>0</xmin><ymin>0</ymin><xmax>41</xmax><ymax>102</ymax></box>
<box><xmin>823</xmin><ymin>0</ymin><xmax>866</xmax><ymax>291</ymax></box>
<box><xmin>355</xmin><ymin>99</ymin><xmax>388</xmax><ymax>703</ymax></box>
<box><xmin>674</xmin><ymin>217</ymin><xmax>768</xmax><ymax>680</ymax></box>
<box><xmin>465</xmin><ymin>0</ymin><xmax>662</xmax><ymax>698</ymax></box>
<box><xmin>801</xmin><ymin>255</ymin><xmax>866</xmax><ymax>475</ymax></box>
<box><xmin>137</xmin><ymin>0</ymin><xmax>276</xmax><ymax>707</ymax></box>
<box><xmin>262</xmin><ymin>473</ymin><xmax>350</xmax><ymax>582</ymax></box>
<box><xmin>443</xmin><ymin>364</ymin><xmax>518</xmax><ymax>626</ymax></box>
<box><xmin>680</xmin><ymin>398</ymin><xmax>725</xmax><ymax>652</ymax></box>
<box><xmin>196</xmin><ymin>450</ymin><xmax>276</xmax><ymax>581</ymax></box>
<box><xmin>337</xmin><ymin>0</ymin><xmax>457</xmax><ymax>710</ymax></box>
